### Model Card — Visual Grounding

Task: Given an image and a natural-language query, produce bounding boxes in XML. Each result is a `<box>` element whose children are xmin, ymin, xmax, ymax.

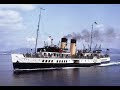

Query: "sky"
<box><xmin>1</xmin><ymin>4</ymin><xmax>120</xmax><ymax>51</ymax></box>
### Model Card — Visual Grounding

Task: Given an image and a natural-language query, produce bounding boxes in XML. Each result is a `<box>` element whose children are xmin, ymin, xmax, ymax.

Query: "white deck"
<box><xmin>11</xmin><ymin>54</ymin><xmax>110</xmax><ymax>64</ymax></box>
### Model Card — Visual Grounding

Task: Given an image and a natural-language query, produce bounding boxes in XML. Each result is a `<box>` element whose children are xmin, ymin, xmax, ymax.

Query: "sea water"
<box><xmin>0</xmin><ymin>54</ymin><xmax>120</xmax><ymax>86</ymax></box>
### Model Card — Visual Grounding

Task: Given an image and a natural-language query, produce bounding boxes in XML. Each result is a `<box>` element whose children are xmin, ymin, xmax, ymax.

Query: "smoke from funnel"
<box><xmin>93</xmin><ymin>29</ymin><xmax>103</xmax><ymax>42</ymax></box>
<box><xmin>63</xmin><ymin>32</ymin><xmax>82</xmax><ymax>40</ymax></box>
<box><xmin>63</xmin><ymin>26</ymin><xmax>117</xmax><ymax>43</ymax></box>
<box><xmin>81</xmin><ymin>29</ymin><xmax>91</xmax><ymax>42</ymax></box>
<box><xmin>103</xmin><ymin>27</ymin><xmax>116</xmax><ymax>42</ymax></box>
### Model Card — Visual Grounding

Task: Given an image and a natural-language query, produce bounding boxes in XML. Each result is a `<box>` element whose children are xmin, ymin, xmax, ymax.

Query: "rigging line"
<box><xmin>40</xmin><ymin>14</ymin><xmax>48</xmax><ymax>36</ymax></box>
<box><xmin>35</xmin><ymin>8</ymin><xmax>45</xmax><ymax>53</ymax></box>
<box><xmin>90</xmin><ymin>24</ymin><xmax>93</xmax><ymax>51</ymax></box>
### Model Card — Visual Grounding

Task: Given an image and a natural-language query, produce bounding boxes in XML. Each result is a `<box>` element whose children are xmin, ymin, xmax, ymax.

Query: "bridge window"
<box><xmin>62</xmin><ymin>54</ymin><xmax>63</xmax><ymax>57</ymax></box>
<box><xmin>66</xmin><ymin>55</ymin><xmax>68</xmax><ymax>58</ymax></box>
<box><xmin>54</xmin><ymin>53</ymin><xmax>56</xmax><ymax>56</ymax></box>
<box><xmin>44</xmin><ymin>53</ymin><xmax>46</xmax><ymax>56</ymax></box>
<box><xmin>48</xmin><ymin>53</ymin><xmax>50</xmax><ymax>56</ymax></box>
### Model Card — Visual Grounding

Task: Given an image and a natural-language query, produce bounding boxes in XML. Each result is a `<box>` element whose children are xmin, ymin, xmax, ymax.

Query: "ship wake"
<box><xmin>98</xmin><ymin>61</ymin><xmax>120</xmax><ymax>67</ymax></box>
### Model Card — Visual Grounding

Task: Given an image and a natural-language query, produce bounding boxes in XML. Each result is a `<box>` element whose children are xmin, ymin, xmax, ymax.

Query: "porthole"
<box><xmin>48</xmin><ymin>53</ymin><xmax>50</xmax><ymax>56</ymax></box>
<box><xmin>45</xmin><ymin>60</ymin><xmax>47</xmax><ymax>62</ymax></box>
<box><xmin>54</xmin><ymin>53</ymin><xmax>56</xmax><ymax>56</ymax></box>
<box><xmin>44</xmin><ymin>53</ymin><xmax>46</xmax><ymax>55</ymax></box>
<box><xmin>42</xmin><ymin>60</ymin><xmax>44</xmax><ymax>62</ymax></box>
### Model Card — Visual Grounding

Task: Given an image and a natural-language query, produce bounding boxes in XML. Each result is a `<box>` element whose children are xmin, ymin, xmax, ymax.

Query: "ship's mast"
<box><xmin>90</xmin><ymin>24</ymin><xmax>93</xmax><ymax>51</ymax></box>
<box><xmin>35</xmin><ymin>8</ymin><xmax>45</xmax><ymax>53</ymax></box>
<box><xmin>89</xmin><ymin>22</ymin><xmax>97</xmax><ymax>52</ymax></box>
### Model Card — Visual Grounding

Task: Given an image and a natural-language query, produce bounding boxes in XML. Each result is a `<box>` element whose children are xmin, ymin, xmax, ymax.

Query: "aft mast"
<box><xmin>35</xmin><ymin>8</ymin><xmax>45</xmax><ymax>53</ymax></box>
<box><xmin>89</xmin><ymin>22</ymin><xmax>97</xmax><ymax>52</ymax></box>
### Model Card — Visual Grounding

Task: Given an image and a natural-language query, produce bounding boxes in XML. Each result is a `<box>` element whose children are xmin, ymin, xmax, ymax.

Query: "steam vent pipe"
<box><xmin>61</xmin><ymin>38</ymin><xmax>67</xmax><ymax>49</ymax></box>
<box><xmin>70</xmin><ymin>39</ymin><xmax>76</xmax><ymax>56</ymax></box>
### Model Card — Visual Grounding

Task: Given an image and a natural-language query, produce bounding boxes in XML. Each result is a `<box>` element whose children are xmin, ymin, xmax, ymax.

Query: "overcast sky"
<box><xmin>0</xmin><ymin>4</ymin><xmax>120</xmax><ymax>51</ymax></box>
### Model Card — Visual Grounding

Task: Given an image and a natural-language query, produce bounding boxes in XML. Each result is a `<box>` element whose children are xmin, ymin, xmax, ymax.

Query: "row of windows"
<box><xmin>42</xmin><ymin>60</ymin><xmax>69</xmax><ymax>63</ymax></box>
<box><xmin>80</xmin><ymin>60</ymin><xmax>91</xmax><ymax>62</ymax></box>
<box><xmin>43</xmin><ymin>53</ymin><xmax>70</xmax><ymax>57</ymax></box>
<box><xmin>57</xmin><ymin>60</ymin><xmax>68</xmax><ymax>63</ymax></box>
<box><xmin>42</xmin><ymin>60</ymin><xmax>53</xmax><ymax>63</ymax></box>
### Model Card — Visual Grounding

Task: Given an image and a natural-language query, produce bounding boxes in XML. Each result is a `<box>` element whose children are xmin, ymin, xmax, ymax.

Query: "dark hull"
<box><xmin>13</xmin><ymin>63</ymin><xmax>100</xmax><ymax>70</ymax></box>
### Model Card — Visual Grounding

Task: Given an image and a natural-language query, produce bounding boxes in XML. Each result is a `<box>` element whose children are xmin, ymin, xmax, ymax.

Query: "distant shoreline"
<box><xmin>0</xmin><ymin>48</ymin><xmax>120</xmax><ymax>55</ymax></box>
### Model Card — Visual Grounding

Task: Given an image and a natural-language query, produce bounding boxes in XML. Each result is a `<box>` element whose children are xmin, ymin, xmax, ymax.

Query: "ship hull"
<box><xmin>13</xmin><ymin>63</ymin><xmax>100</xmax><ymax>70</ymax></box>
<box><xmin>101</xmin><ymin>61</ymin><xmax>110</xmax><ymax>64</ymax></box>
<box><xmin>11</xmin><ymin>54</ymin><xmax>110</xmax><ymax>71</ymax></box>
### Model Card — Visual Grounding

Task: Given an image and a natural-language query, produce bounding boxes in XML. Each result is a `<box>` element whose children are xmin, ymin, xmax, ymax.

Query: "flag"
<box><xmin>40</xmin><ymin>8</ymin><xmax>45</xmax><ymax>10</ymax></box>
<box><xmin>49</xmin><ymin>36</ymin><xmax>51</xmax><ymax>38</ymax></box>
<box><xmin>94</xmin><ymin>22</ymin><xmax>97</xmax><ymax>24</ymax></box>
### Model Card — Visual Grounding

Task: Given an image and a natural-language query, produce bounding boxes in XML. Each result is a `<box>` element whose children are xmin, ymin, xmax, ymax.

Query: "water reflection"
<box><xmin>12</xmin><ymin>68</ymin><xmax>82</xmax><ymax>86</ymax></box>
